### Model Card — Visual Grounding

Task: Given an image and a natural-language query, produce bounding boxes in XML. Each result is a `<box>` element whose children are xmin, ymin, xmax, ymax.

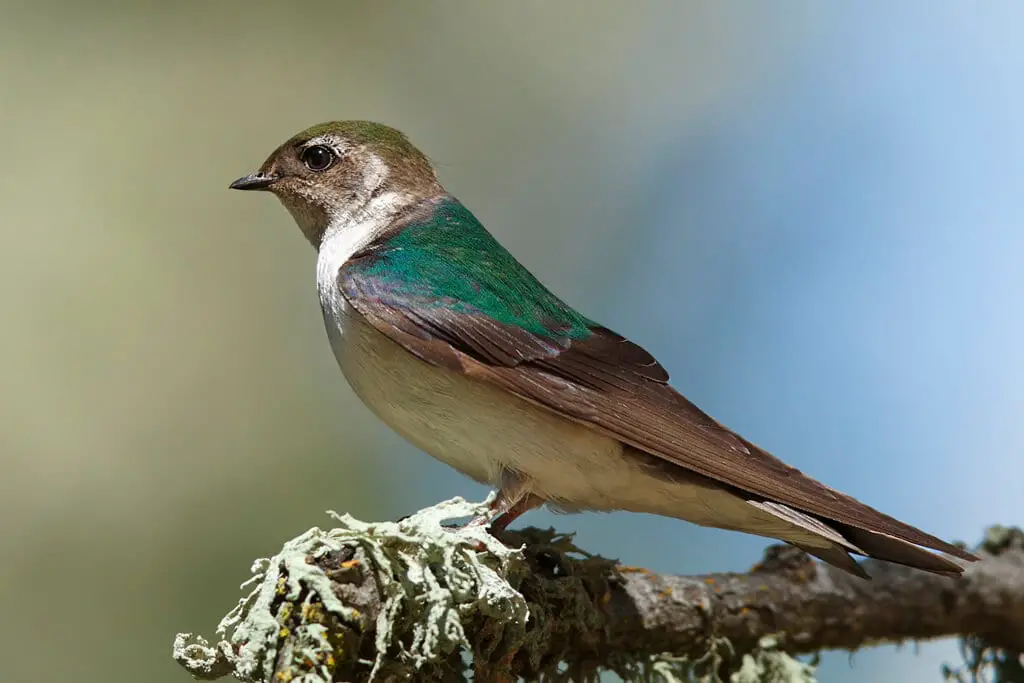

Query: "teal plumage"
<box><xmin>342</xmin><ymin>196</ymin><xmax>670</xmax><ymax>381</ymax></box>
<box><xmin>356</xmin><ymin>197</ymin><xmax>594</xmax><ymax>340</ymax></box>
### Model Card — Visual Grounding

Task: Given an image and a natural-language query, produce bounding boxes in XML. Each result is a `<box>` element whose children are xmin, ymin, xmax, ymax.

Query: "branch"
<box><xmin>172</xmin><ymin>499</ymin><xmax>1024</xmax><ymax>682</ymax></box>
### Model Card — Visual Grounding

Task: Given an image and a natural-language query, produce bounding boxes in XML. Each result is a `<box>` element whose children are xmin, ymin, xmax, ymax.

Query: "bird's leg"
<box><xmin>466</xmin><ymin>470</ymin><xmax>543</xmax><ymax>530</ymax></box>
<box><xmin>489</xmin><ymin>492</ymin><xmax>544</xmax><ymax>532</ymax></box>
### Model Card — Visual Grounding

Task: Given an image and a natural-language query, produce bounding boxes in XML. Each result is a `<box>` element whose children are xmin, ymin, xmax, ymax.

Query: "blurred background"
<box><xmin>2</xmin><ymin>2</ymin><xmax>1021</xmax><ymax>681</ymax></box>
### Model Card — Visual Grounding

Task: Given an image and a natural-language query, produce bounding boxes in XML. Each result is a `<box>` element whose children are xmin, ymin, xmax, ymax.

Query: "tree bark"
<box><xmin>172</xmin><ymin>506</ymin><xmax>1024</xmax><ymax>683</ymax></box>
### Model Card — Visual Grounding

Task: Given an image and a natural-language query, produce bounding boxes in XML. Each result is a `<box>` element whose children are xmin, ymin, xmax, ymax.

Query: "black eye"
<box><xmin>301</xmin><ymin>145</ymin><xmax>336</xmax><ymax>172</ymax></box>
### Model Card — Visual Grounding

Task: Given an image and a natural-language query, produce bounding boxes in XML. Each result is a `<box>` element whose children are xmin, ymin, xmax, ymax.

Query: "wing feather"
<box><xmin>467</xmin><ymin>361</ymin><xmax>975</xmax><ymax>561</ymax></box>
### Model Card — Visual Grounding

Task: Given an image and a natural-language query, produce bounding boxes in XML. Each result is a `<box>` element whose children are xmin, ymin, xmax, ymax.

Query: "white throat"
<box><xmin>318</xmin><ymin>190</ymin><xmax>409</xmax><ymax>272</ymax></box>
<box><xmin>315</xmin><ymin>151</ymin><xmax>413</xmax><ymax>297</ymax></box>
<box><xmin>315</xmin><ymin>187</ymin><xmax>416</xmax><ymax>327</ymax></box>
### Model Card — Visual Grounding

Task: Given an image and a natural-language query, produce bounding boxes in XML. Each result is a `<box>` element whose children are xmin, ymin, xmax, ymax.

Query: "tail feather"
<box><xmin>791</xmin><ymin>543</ymin><xmax>871</xmax><ymax>579</ymax></box>
<box><xmin>749</xmin><ymin>499</ymin><xmax>968</xmax><ymax>578</ymax></box>
<box><xmin>841</xmin><ymin>525</ymin><xmax>966</xmax><ymax>576</ymax></box>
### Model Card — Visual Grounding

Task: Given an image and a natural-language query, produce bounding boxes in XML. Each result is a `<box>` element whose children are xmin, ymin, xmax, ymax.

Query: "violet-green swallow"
<box><xmin>231</xmin><ymin>121</ymin><xmax>977</xmax><ymax>578</ymax></box>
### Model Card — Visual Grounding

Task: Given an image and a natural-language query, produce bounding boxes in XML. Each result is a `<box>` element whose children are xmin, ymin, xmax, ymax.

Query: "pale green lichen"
<box><xmin>650</xmin><ymin>636</ymin><xmax>816</xmax><ymax>683</ymax></box>
<box><xmin>174</xmin><ymin>499</ymin><xmax>832</xmax><ymax>682</ymax></box>
<box><xmin>173</xmin><ymin>495</ymin><xmax>528</xmax><ymax>682</ymax></box>
<box><xmin>332</xmin><ymin>495</ymin><xmax>528</xmax><ymax>679</ymax></box>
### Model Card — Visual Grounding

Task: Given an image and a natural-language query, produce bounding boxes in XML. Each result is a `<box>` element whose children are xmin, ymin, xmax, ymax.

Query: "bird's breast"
<box><xmin>314</xmin><ymin>256</ymin><xmax>646</xmax><ymax>501</ymax></box>
<box><xmin>312</xmin><ymin>261</ymin><xmax>855</xmax><ymax>550</ymax></box>
<box><xmin>313</xmin><ymin>253</ymin><xmax>810</xmax><ymax>535</ymax></box>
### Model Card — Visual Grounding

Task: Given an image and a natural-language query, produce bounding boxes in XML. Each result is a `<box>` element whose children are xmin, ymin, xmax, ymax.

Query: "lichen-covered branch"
<box><xmin>173</xmin><ymin>499</ymin><xmax>1024</xmax><ymax>683</ymax></box>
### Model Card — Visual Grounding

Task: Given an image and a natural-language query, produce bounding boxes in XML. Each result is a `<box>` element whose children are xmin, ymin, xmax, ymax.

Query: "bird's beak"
<box><xmin>229</xmin><ymin>172</ymin><xmax>279</xmax><ymax>191</ymax></box>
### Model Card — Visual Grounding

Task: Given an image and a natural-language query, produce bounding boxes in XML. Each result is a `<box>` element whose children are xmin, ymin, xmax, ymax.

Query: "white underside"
<box><xmin>314</xmin><ymin>220</ymin><xmax>844</xmax><ymax>549</ymax></box>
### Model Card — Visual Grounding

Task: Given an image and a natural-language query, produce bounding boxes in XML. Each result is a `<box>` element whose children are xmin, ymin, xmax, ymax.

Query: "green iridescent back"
<box><xmin>357</xmin><ymin>197</ymin><xmax>595</xmax><ymax>341</ymax></box>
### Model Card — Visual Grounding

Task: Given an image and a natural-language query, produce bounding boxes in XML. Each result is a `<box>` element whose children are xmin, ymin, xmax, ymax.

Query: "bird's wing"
<box><xmin>339</xmin><ymin>198</ymin><xmax>975</xmax><ymax>563</ymax></box>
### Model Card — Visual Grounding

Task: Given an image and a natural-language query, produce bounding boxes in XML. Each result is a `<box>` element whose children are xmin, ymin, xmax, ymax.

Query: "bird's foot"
<box><xmin>488</xmin><ymin>493</ymin><xmax>544</xmax><ymax>532</ymax></box>
<box><xmin>460</xmin><ymin>491</ymin><xmax>544</xmax><ymax>550</ymax></box>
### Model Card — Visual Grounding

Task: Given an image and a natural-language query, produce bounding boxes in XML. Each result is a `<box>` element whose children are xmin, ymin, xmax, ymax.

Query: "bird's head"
<box><xmin>231</xmin><ymin>121</ymin><xmax>441</xmax><ymax>248</ymax></box>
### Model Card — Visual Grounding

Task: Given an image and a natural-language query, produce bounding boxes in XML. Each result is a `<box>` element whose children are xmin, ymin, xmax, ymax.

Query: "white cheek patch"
<box><xmin>362</xmin><ymin>152</ymin><xmax>388</xmax><ymax>195</ymax></box>
<box><xmin>316</xmin><ymin>152</ymin><xmax>416</xmax><ymax>302</ymax></box>
<box><xmin>327</xmin><ymin>152</ymin><xmax>391</xmax><ymax>226</ymax></box>
<box><xmin>320</xmin><ymin>190</ymin><xmax>411</xmax><ymax>266</ymax></box>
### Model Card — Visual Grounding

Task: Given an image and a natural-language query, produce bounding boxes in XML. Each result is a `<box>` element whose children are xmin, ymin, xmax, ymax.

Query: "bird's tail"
<box><xmin>751</xmin><ymin>499</ymin><xmax>968</xmax><ymax>578</ymax></box>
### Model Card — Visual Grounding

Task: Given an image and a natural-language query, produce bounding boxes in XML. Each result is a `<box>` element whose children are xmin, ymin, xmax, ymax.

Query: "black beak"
<box><xmin>229</xmin><ymin>172</ymin><xmax>278</xmax><ymax>191</ymax></box>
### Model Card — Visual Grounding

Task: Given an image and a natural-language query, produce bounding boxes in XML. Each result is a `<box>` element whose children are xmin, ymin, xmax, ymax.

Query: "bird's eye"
<box><xmin>301</xmin><ymin>145</ymin><xmax>336</xmax><ymax>172</ymax></box>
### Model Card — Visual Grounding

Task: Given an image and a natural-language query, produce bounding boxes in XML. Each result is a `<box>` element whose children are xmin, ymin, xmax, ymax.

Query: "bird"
<box><xmin>230</xmin><ymin>120</ymin><xmax>977</xmax><ymax>578</ymax></box>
